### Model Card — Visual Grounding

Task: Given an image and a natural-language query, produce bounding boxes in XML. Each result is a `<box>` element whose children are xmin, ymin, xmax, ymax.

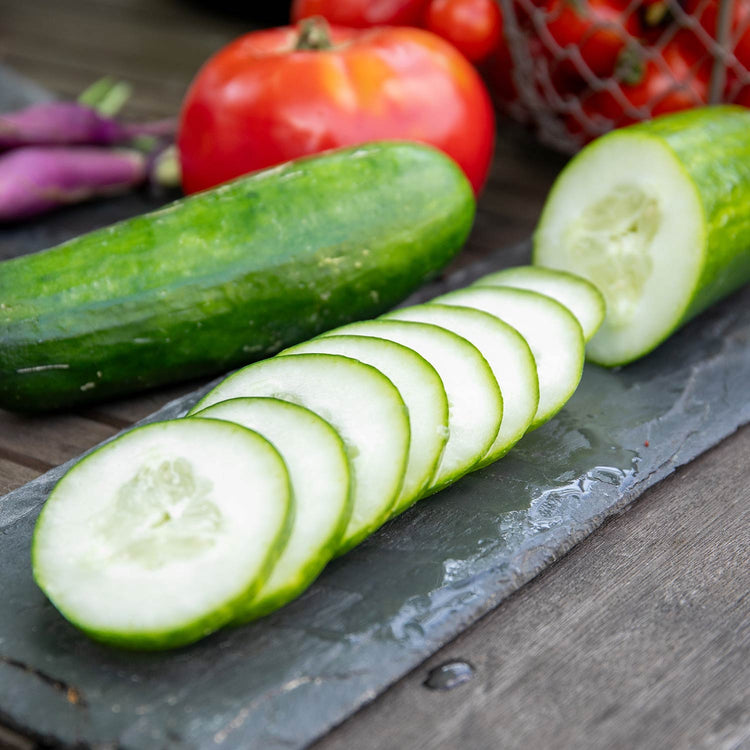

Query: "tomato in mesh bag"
<box><xmin>424</xmin><ymin>0</ymin><xmax>504</xmax><ymax>62</ymax></box>
<box><xmin>566</xmin><ymin>33</ymin><xmax>710</xmax><ymax>138</ymax></box>
<box><xmin>541</xmin><ymin>0</ymin><xmax>643</xmax><ymax>79</ymax></box>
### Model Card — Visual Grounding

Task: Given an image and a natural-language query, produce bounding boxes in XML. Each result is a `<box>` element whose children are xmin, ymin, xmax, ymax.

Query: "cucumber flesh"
<box><xmin>473</xmin><ymin>265</ymin><xmax>605</xmax><ymax>342</ymax></box>
<box><xmin>191</xmin><ymin>398</ymin><xmax>351</xmax><ymax>621</ymax></box>
<box><xmin>533</xmin><ymin>130</ymin><xmax>704</xmax><ymax>365</ymax></box>
<box><xmin>32</xmin><ymin>419</ymin><xmax>292</xmax><ymax>650</ymax></box>
<box><xmin>280</xmin><ymin>336</ymin><xmax>448</xmax><ymax>514</ymax></box>
<box><xmin>322</xmin><ymin>320</ymin><xmax>502</xmax><ymax>494</ymax></box>
<box><xmin>189</xmin><ymin>354</ymin><xmax>409</xmax><ymax>554</ymax></box>
<box><xmin>384</xmin><ymin>303</ymin><xmax>539</xmax><ymax>465</ymax></box>
<box><xmin>433</xmin><ymin>287</ymin><xmax>584</xmax><ymax>430</ymax></box>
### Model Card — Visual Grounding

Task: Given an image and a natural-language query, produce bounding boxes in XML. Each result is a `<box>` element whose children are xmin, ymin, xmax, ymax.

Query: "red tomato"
<box><xmin>178</xmin><ymin>23</ymin><xmax>495</xmax><ymax>195</ymax></box>
<box><xmin>567</xmin><ymin>36</ymin><xmax>710</xmax><ymax>138</ymax></box>
<box><xmin>542</xmin><ymin>0</ymin><xmax>642</xmax><ymax>80</ymax></box>
<box><xmin>291</xmin><ymin>0</ymin><xmax>429</xmax><ymax>27</ymax></box>
<box><xmin>424</xmin><ymin>0</ymin><xmax>504</xmax><ymax>63</ymax></box>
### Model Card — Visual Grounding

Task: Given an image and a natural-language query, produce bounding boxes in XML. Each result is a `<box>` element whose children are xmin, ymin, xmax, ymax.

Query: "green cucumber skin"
<box><xmin>1</xmin><ymin>142</ymin><xmax>475</xmax><ymax>412</ymax></box>
<box><xmin>628</xmin><ymin>107</ymin><xmax>750</xmax><ymax>324</ymax></box>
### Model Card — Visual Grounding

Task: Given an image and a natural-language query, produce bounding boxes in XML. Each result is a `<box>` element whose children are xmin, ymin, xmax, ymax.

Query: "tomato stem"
<box><xmin>295</xmin><ymin>17</ymin><xmax>333</xmax><ymax>51</ymax></box>
<box><xmin>615</xmin><ymin>45</ymin><xmax>645</xmax><ymax>86</ymax></box>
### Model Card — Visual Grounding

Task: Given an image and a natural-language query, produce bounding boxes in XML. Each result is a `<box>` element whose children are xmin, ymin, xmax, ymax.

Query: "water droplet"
<box><xmin>423</xmin><ymin>660</ymin><xmax>475</xmax><ymax>691</ymax></box>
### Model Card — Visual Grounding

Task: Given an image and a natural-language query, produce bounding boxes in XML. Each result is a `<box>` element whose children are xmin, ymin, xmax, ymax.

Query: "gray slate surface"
<box><xmin>2</xmin><ymin>237</ymin><xmax>750</xmax><ymax>749</ymax></box>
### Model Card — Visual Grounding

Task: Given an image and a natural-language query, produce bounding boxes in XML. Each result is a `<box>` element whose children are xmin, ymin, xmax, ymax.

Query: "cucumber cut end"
<box><xmin>534</xmin><ymin>131</ymin><xmax>705</xmax><ymax>366</ymax></box>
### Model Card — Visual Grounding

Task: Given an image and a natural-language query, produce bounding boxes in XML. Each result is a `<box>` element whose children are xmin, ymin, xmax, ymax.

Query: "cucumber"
<box><xmin>280</xmin><ymin>336</ymin><xmax>448</xmax><ymax>515</ymax></box>
<box><xmin>433</xmin><ymin>287</ymin><xmax>584</xmax><ymax>430</ymax></box>
<box><xmin>191</xmin><ymin>398</ymin><xmax>351</xmax><ymax>621</ymax></box>
<box><xmin>0</xmin><ymin>141</ymin><xmax>475</xmax><ymax>411</ymax></box>
<box><xmin>189</xmin><ymin>354</ymin><xmax>409</xmax><ymax>554</ymax></box>
<box><xmin>32</xmin><ymin>419</ymin><xmax>292</xmax><ymax>650</ymax></box>
<box><xmin>473</xmin><ymin>266</ymin><xmax>605</xmax><ymax>342</ymax></box>
<box><xmin>383</xmin><ymin>304</ymin><xmax>539</xmax><ymax>464</ymax></box>
<box><xmin>534</xmin><ymin>106</ymin><xmax>750</xmax><ymax>366</ymax></box>
<box><xmin>322</xmin><ymin>320</ymin><xmax>502</xmax><ymax>494</ymax></box>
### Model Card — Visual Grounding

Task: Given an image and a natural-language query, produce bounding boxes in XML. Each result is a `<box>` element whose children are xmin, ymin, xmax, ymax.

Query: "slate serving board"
<box><xmin>3</xmin><ymin>70</ymin><xmax>750</xmax><ymax>749</ymax></box>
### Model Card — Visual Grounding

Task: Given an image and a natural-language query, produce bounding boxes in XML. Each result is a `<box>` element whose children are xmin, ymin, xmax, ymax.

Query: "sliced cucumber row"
<box><xmin>383</xmin><ymin>304</ymin><xmax>538</xmax><ymax>465</ymax></box>
<box><xmin>281</xmin><ymin>335</ymin><xmax>448</xmax><ymax>514</ymax></box>
<box><xmin>33</xmin><ymin>263</ymin><xmax>599</xmax><ymax>649</ymax></box>
<box><xmin>473</xmin><ymin>265</ymin><xmax>605</xmax><ymax>342</ymax></box>
<box><xmin>433</xmin><ymin>286</ymin><xmax>585</xmax><ymax>430</ymax></box>
<box><xmin>192</xmin><ymin>398</ymin><xmax>351</xmax><ymax>622</ymax></box>
<box><xmin>320</xmin><ymin>319</ymin><xmax>503</xmax><ymax>495</ymax></box>
<box><xmin>189</xmin><ymin>353</ymin><xmax>410</xmax><ymax>555</ymax></box>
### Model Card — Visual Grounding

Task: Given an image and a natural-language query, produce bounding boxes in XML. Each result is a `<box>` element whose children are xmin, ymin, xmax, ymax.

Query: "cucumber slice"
<box><xmin>189</xmin><ymin>354</ymin><xmax>409</xmax><ymax>554</ymax></box>
<box><xmin>533</xmin><ymin>108</ymin><xmax>750</xmax><ymax>365</ymax></box>
<box><xmin>433</xmin><ymin>287</ymin><xmax>584</xmax><ymax>431</ymax></box>
<box><xmin>280</xmin><ymin>336</ymin><xmax>448</xmax><ymax>514</ymax></box>
<box><xmin>32</xmin><ymin>419</ymin><xmax>292</xmax><ymax>650</ymax></box>
<box><xmin>473</xmin><ymin>266</ymin><xmax>605</xmax><ymax>342</ymax></box>
<box><xmin>191</xmin><ymin>398</ymin><xmax>351</xmax><ymax>621</ymax></box>
<box><xmin>384</xmin><ymin>304</ymin><xmax>539</xmax><ymax>465</ymax></box>
<box><xmin>322</xmin><ymin>320</ymin><xmax>502</xmax><ymax>494</ymax></box>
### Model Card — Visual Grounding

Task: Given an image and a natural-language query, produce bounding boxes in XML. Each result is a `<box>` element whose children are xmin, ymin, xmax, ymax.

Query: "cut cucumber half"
<box><xmin>280</xmin><ymin>336</ymin><xmax>448</xmax><ymax>514</ymax></box>
<box><xmin>189</xmin><ymin>354</ymin><xmax>409</xmax><ymax>554</ymax></box>
<box><xmin>533</xmin><ymin>108</ymin><xmax>750</xmax><ymax>365</ymax></box>
<box><xmin>433</xmin><ymin>287</ymin><xmax>584</xmax><ymax>431</ymax></box>
<box><xmin>384</xmin><ymin>304</ymin><xmax>539</xmax><ymax>465</ymax></box>
<box><xmin>321</xmin><ymin>319</ymin><xmax>502</xmax><ymax>494</ymax></box>
<box><xmin>473</xmin><ymin>266</ymin><xmax>605</xmax><ymax>342</ymax></box>
<box><xmin>32</xmin><ymin>419</ymin><xmax>292</xmax><ymax>650</ymax></box>
<box><xmin>191</xmin><ymin>398</ymin><xmax>351</xmax><ymax>621</ymax></box>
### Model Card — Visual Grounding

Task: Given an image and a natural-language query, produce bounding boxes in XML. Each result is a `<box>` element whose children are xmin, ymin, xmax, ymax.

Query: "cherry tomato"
<box><xmin>424</xmin><ymin>0</ymin><xmax>504</xmax><ymax>63</ymax></box>
<box><xmin>291</xmin><ymin>0</ymin><xmax>429</xmax><ymax>27</ymax></box>
<box><xmin>567</xmin><ymin>35</ymin><xmax>710</xmax><ymax>139</ymax></box>
<box><xmin>542</xmin><ymin>0</ymin><xmax>642</xmax><ymax>80</ymax></box>
<box><xmin>178</xmin><ymin>22</ymin><xmax>495</xmax><ymax>195</ymax></box>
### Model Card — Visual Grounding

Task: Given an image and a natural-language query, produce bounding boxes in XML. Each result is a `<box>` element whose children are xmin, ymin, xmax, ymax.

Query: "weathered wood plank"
<box><xmin>0</xmin><ymin>458</ymin><xmax>39</xmax><ymax>497</ymax></box>
<box><xmin>315</xmin><ymin>424</ymin><xmax>750</xmax><ymax>750</ymax></box>
<box><xmin>0</xmin><ymin>410</ymin><xmax>117</xmax><ymax>469</ymax></box>
<box><xmin>77</xmin><ymin>380</ymin><xmax>203</xmax><ymax>426</ymax></box>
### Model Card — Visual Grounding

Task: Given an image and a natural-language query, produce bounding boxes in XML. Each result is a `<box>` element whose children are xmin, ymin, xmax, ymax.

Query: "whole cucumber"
<box><xmin>0</xmin><ymin>142</ymin><xmax>474</xmax><ymax>411</ymax></box>
<box><xmin>534</xmin><ymin>106</ymin><xmax>750</xmax><ymax>366</ymax></box>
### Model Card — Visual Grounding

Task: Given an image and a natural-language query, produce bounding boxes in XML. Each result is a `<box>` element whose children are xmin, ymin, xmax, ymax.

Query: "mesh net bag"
<box><xmin>488</xmin><ymin>0</ymin><xmax>750</xmax><ymax>150</ymax></box>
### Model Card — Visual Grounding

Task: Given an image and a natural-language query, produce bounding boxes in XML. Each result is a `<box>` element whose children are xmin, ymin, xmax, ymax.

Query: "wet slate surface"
<box><xmin>3</xmin><ymin>236</ymin><xmax>750</xmax><ymax>749</ymax></box>
<box><xmin>3</xmin><ymin>67</ymin><xmax>750</xmax><ymax>750</ymax></box>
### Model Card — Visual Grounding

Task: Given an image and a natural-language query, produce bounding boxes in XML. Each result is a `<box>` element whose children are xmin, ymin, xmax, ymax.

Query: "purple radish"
<box><xmin>0</xmin><ymin>146</ymin><xmax>148</xmax><ymax>222</ymax></box>
<box><xmin>0</xmin><ymin>102</ymin><xmax>176</xmax><ymax>150</ymax></box>
<box><xmin>0</xmin><ymin>102</ymin><xmax>128</xmax><ymax>149</ymax></box>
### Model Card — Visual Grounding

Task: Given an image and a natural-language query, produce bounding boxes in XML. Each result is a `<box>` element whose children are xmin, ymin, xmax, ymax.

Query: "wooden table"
<box><xmin>1</xmin><ymin>2</ymin><xmax>748</xmax><ymax>747</ymax></box>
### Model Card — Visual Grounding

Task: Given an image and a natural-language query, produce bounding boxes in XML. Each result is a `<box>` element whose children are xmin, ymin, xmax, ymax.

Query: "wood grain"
<box><xmin>0</xmin><ymin>458</ymin><xmax>39</xmax><ymax>497</ymax></box>
<box><xmin>315</xmin><ymin>424</ymin><xmax>750</xmax><ymax>750</ymax></box>
<box><xmin>1</xmin><ymin>2</ymin><xmax>748</xmax><ymax>749</ymax></box>
<box><xmin>0</xmin><ymin>410</ymin><xmax>117</xmax><ymax>473</ymax></box>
